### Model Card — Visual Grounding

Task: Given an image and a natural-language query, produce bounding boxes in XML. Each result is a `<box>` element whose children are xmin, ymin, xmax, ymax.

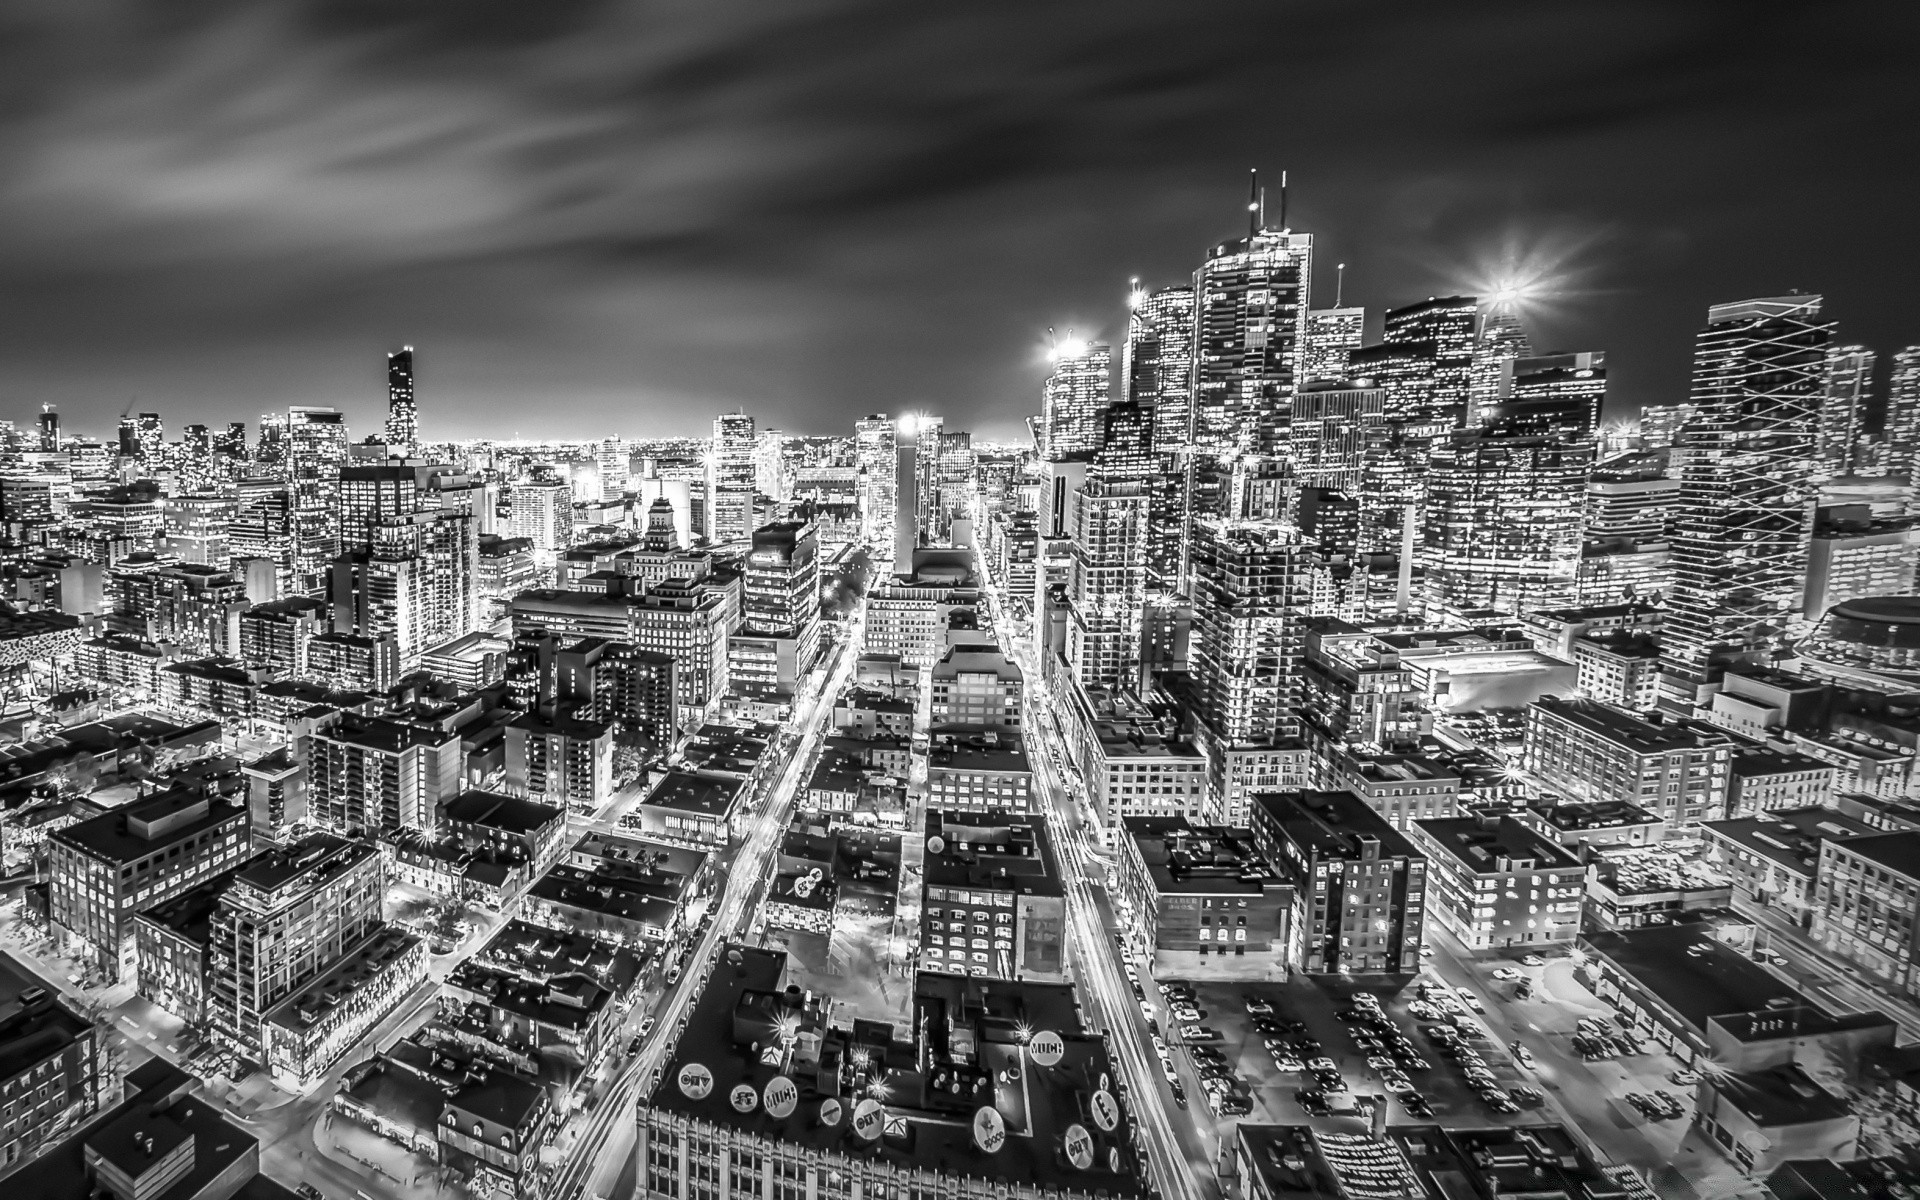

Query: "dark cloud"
<box><xmin>0</xmin><ymin>0</ymin><xmax>1916</xmax><ymax>441</ymax></box>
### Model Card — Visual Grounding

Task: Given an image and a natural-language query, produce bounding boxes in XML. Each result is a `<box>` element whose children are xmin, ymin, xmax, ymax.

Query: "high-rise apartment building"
<box><xmin>1889</xmin><ymin>348</ymin><xmax>1920</xmax><ymax>495</ymax></box>
<box><xmin>1818</xmin><ymin>345</ymin><xmax>1873</xmax><ymax>477</ymax></box>
<box><xmin>1661</xmin><ymin>296</ymin><xmax>1832</xmax><ymax>709</ymax></box>
<box><xmin>1302</xmin><ymin>306</ymin><xmax>1365</xmax><ymax>386</ymax></box>
<box><xmin>286</xmin><ymin>406</ymin><xmax>348</xmax><ymax>592</ymax></box>
<box><xmin>307</xmin><ymin>711</ymin><xmax>461</xmax><ymax>837</ymax></box>
<box><xmin>1040</xmin><ymin>339</ymin><xmax>1111</xmax><ymax>461</ymax></box>
<box><xmin>1190</xmin><ymin>225</ymin><xmax>1312</xmax><ymax>455</ymax></box>
<box><xmin>1422</xmin><ymin>432</ymin><xmax>1592</xmax><ymax>615</ymax></box>
<box><xmin>1067</xmin><ymin>474</ymin><xmax>1148</xmax><ymax>693</ymax></box>
<box><xmin>384</xmin><ymin>346</ymin><xmax>417</xmax><ymax>456</ymax></box>
<box><xmin>510</xmin><ymin>473</ymin><xmax>574</xmax><ymax>558</ymax></box>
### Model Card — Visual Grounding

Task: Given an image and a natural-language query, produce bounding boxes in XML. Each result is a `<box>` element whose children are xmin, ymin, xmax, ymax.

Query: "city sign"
<box><xmin>819</xmin><ymin>1098</ymin><xmax>844</xmax><ymax>1127</ymax></box>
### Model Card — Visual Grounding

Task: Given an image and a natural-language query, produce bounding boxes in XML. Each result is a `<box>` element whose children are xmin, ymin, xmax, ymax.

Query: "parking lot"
<box><xmin>1136</xmin><ymin>971</ymin><xmax>1550</xmax><ymax>1142</ymax></box>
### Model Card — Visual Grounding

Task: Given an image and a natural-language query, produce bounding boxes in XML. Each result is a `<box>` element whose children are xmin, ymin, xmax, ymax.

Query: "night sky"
<box><xmin>1</xmin><ymin>0</ymin><xmax>1916</xmax><ymax>443</ymax></box>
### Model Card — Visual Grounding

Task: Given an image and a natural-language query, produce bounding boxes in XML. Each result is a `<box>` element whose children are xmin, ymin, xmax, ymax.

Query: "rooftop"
<box><xmin>264</xmin><ymin>926</ymin><xmax>421</xmax><ymax>1034</ymax></box>
<box><xmin>646</xmin><ymin>944</ymin><xmax>1146</xmax><ymax>1197</ymax></box>
<box><xmin>1250</xmin><ymin>790</ymin><xmax>1420</xmax><ymax>865</ymax></box>
<box><xmin>1531</xmin><ymin>695</ymin><xmax>1729</xmax><ymax>753</ymax></box>
<box><xmin>442</xmin><ymin>790</ymin><xmax>564</xmax><ymax>837</ymax></box>
<box><xmin>1412</xmin><ymin>816</ymin><xmax>1582</xmax><ymax>874</ymax></box>
<box><xmin>641</xmin><ymin>770</ymin><xmax>743</xmax><ymax>817</ymax></box>
<box><xmin>1122</xmin><ymin>817</ymin><xmax>1283</xmax><ymax>895</ymax></box>
<box><xmin>1828</xmin><ymin>829</ymin><xmax>1920</xmax><ymax>879</ymax></box>
<box><xmin>133</xmin><ymin>867</ymin><xmax>244</xmax><ymax>945</ymax></box>
<box><xmin>1708</xmin><ymin>1064</ymin><xmax>1853</xmax><ymax>1127</ymax></box>
<box><xmin>228</xmin><ymin>832</ymin><xmax>373</xmax><ymax>906</ymax></box>
<box><xmin>1529</xmin><ymin>798</ymin><xmax>1662</xmax><ymax>831</ymax></box>
<box><xmin>52</xmin><ymin>787</ymin><xmax>246</xmax><ymax>865</ymax></box>
<box><xmin>923</xmin><ymin>811</ymin><xmax>1062</xmax><ymax>898</ymax></box>
<box><xmin>0</xmin><ymin>954</ymin><xmax>93</xmax><ymax>1082</ymax></box>
<box><xmin>1700</xmin><ymin>806</ymin><xmax>1878</xmax><ymax>877</ymax></box>
<box><xmin>1730</xmin><ymin>749</ymin><xmax>1837</xmax><ymax>778</ymax></box>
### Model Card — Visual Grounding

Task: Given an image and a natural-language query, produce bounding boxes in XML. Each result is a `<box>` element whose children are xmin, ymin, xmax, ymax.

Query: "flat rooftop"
<box><xmin>1830</xmin><ymin>829</ymin><xmax>1920</xmax><ymax>879</ymax></box>
<box><xmin>443</xmin><ymin>789</ymin><xmax>564</xmax><ymax>836</ymax></box>
<box><xmin>923</xmin><ymin>811</ymin><xmax>1061</xmax><ymax>898</ymax></box>
<box><xmin>1250</xmin><ymin>790</ymin><xmax>1420</xmax><ymax>865</ymax></box>
<box><xmin>52</xmin><ymin>788</ymin><xmax>245</xmax><ymax>865</ymax></box>
<box><xmin>1700</xmin><ymin>806</ymin><xmax>1878</xmax><ymax>877</ymax></box>
<box><xmin>1122</xmin><ymin>817</ymin><xmax>1283</xmax><ymax>896</ymax></box>
<box><xmin>1710</xmin><ymin>1064</ymin><xmax>1853</xmax><ymax>1127</ymax></box>
<box><xmin>646</xmin><ymin>944</ymin><xmax>1146</xmax><ymax>1197</ymax></box>
<box><xmin>1531</xmin><ymin>695</ymin><xmax>1727</xmax><ymax>752</ymax></box>
<box><xmin>641</xmin><ymin>770</ymin><xmax>743</xmax><ymax>817</ymax></box>
<box><xmin>1413</xmin><ymin>816</ymin><xmax>1582</xmax><ymax>874</ymax></box>
<box><xmin>1530</xmin><ymin>798</ymin><xmax>1662</xmax><ymax>830</ymax></box>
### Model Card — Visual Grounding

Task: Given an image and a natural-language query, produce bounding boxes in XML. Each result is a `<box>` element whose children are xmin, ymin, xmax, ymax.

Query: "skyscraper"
<box><xmin>1124</xmin><ymin>285</ymin><xmax>1196</xmax><ymax>452</ymax></box>
<box><xmin>134</xmin><ymin>412</ymin><xmax>165</xmax><ymax>464</ymax></box>
<box><xmin>1468</xmin><ymin>303</ymin><xmax>1533</xmax><ymax>424</ymax></box>
<box><xmin>37</xmin><ymin>404</ymin><xmax>59</xmax><ymax>452</ymax></box>
<box><xmin>1422</xmin><ymin>431</ymin><xmax>1592</xmax><ymax>615</ymax></box>
<box><xmin>1817</xmin><ymin>344</ymin><xmax>1874</xmax><ymax>478</ymax></box>
<box><xmin>1302</xmin><ymin>306</ymin><xmax>1365</xmax><ymax>385</ymax></box>
<box><xmin>1190</xmin><ymin>227</ymin><xmax>1313</xmax><ymax>455</ymax></box>
<box><xmin>1291</xmin><ymin>381</ymin><xmax>1387</xmax><ymax>490</ymax></box>
<box><xmin>384</xmin><ymin>346</ymin><xmax>417</xmax><ymax>456</ymax></box>
<box><xmin>1888</xmin><ymin>348</ymin><xmax>1920</xmax><ymax>494</ymax></box>
<box><xmin>708</xmin><ymin>412</ymin><xmax>756</xmax><ymax>542</ymax></box>
<box><xmin>1040</xmin><ymin>338</ymin><xmax>1111</xmax><ymax>461</ymax></box>
<box><xmin>1382</xmin><ymin>295</ymin><xmax>1477</xmax><ymax>429</ymax></box>
<box><xmin>1660</xmin><ymin>296</ymin><xmax>1832</xmax><ymax>709</ymax></box>
<box><xmin>854</xmin><ymin>414</ymin><xmax>896</xmax><ymax>547</ymax></box>
<box><xmin>1485</xmin><ymin>352</ymin><xmax>1608</xmax><ymax>441</ymax></box>
<box><xmin>1067</xmin><ymin>472</ymin><xmax>1148</xmax><ymax>692</ymax></box>
<box><xmin>286</xmin><ymin>406</ymin><xmax>349</xmax><ymax>592</ymax></box>
<box><xmin>894</xmin><ymin>417</ymin><xmax>920</xmax><ymax>569</ymax></box>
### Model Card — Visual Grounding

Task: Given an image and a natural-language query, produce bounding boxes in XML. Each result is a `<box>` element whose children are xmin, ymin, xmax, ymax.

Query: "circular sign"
<box><xmin>764</xmin><ymin>1076</ymin><xmax>798</xmax><ymax>1119</ymax></box>
<box><xmin>730</xmin><ymin>1083</ymin><xmax>759</xmax><ymax>1113</ymax></box>
<box><xmin>1063</xmin><ymin>1124</ymin><xmax>1093</xmax><ymax>1170</ymax></box>
<box><xmin>677</xmin><ymin>1063</ymin><xmax>714</xmax><ymax>1100</ymax></box>
<box><xmin>1108</xmin><ymin>1147</ymin><xmax>1122</xmax><ymax>1174</ymax></box>
<box><xmin>927</xmin><ymin>836</ymin><xmax>946</xmax><ymax>855</ymax></box>
<box><xmin>1089</xmin><ymin>1089</ymin><xmax>1119</xmax><ymax>1132</ymax></box>
<box><xmin>1028</xmin><ymin>1031</ymin><xmax>1064</xmax><ymax>1067</ymax></box>
<box><xmin>853</xmin><ymin>1098</ymin><xmax>885</xmax><ymax>1141</ymax></box>
<box><xmin>972</xmin><ymin>1106</ymin><xmax>1007</xmax><ymax>1154</ymax></box>
<box><xmin>819</xmin><ymin>1098</ymin><xmax>844</xmax><ymax>1127</ymax></box>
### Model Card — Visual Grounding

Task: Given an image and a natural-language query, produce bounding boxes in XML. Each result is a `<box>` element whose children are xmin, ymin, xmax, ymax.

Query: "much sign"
<box><xmin>764</xmin><ymin>1076</ymin><xmax>799</xmax><ymax>1119</ymax></box>
<box><xmin>1027</xmin><ymin>1031</ymin><xmax>1064</xmax><ymax>1067</ymax></box>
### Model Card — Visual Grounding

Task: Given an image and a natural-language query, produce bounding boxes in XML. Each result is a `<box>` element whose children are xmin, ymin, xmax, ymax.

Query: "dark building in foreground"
<box><xmin>640</xmin><ymin>944</ymin><xmax>1147</xmax><ymax>1200</ymax></box>
<box><xmin>0</xmin><ymin>955</ymin><xmax>106</xmax><ymax>1174</ymax></box>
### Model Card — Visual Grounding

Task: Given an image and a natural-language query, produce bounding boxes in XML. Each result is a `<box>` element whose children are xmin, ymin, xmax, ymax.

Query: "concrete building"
<box><xmin>1808</xmin><ymin>830</ymin><xmax>1920</xmax><ymax>1000</ymax></box>
<box><xmin>928</xmin><ymin>642</ymin><xmax>1022</xmax><ymax>731</ymax></box>
<box><xmin>1411</xmin><ymin>814</ymin><xmax>1585</xmax><ymax>953</ymax></box>
<box><xmin>1248</xmin><ymin>790</ymin><xmax>1426</xmax><ymax>975</ymax></box>
<box><xmin>1114</xmin><ymin>817</ymin><xmax>1291</xmax><ymax>977</ymax></box>
<box><xmin>919</xmin><ymin>809</ymin><xmax>1066</xmax><ymax>982</ymax></box>
<box><xmin>1701</xmin><ymin>806</ymin><xmax>1878</xmax><ymax>928</ymax></box>
<box><xmin>0</xmin><ymin>959</ymin><xmax>106</xmax><ymax>1174</ymax></box>
<box><xmin>1523</xmin><ymin>696</ymin><xmax>1734</xmax><ymax>830</ymax></box>
<box><xmin>925</xmin><ymin>732</ymin><xmax>1032</xmax><ymax>814</ymax></box>
<box><xmin>307</xmin><ymin>711</ymin><xmax>461</xmax><ymax>837</ymax></box>
<box><xmin>504</xmin><ymin>712</ymin><xmax>613</xmax><ymax>814</ymax></box>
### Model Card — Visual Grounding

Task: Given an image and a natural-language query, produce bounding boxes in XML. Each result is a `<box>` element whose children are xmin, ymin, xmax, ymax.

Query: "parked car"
<box><xmin>1297</xmin><ymin>1090</ymin><xmax>1332</xmax><ymax>1117</ymax></box>
<box><xmin>1669</xmin><ymin>1069</ymin><xmax>1701</xmax><ymax>1085</ymax></box>
<box><xmin>1508</xmin><ymin>1086</ymin><xmax>1545</xmax><ymax>1108</ymax></box>
<box><xmin>1518</xmin><ymin>953</ymin><xmax>1546</xmax><ymax>967</ymax></box>
<box><xmin>1490</xmin><ymin>966</ymin><xmax>1523</xmax><ymax>982</ymax></box>
<box><xmin>1402</xmin><ymin>1095</ymin><xmax>1434</xmax><ymax>1119</ymax></box>
<box><xmin>1181</xmin><ymin>1025</ymin><xmax>1223</xmax><ymax>1042</ymax></box>
<box><xmin>1246</xmin><ymin>998</ymin><xmax>1275</xmax><ymax>1016</ymax></box>
<box><xmin>1171</xmin><ymin>1005</ymin><xmax>1204</xmax><ymax>1023</ymax></box>
<box><xmin>1307</xmin><ymin>1057</ymin><xmax>1338</xmax><ymax>1073</ymax></box>
<box><xmin>1511</xmin><ymin>1044</ymin><xmax>1536</xmax><ymax>1069</ymax></box>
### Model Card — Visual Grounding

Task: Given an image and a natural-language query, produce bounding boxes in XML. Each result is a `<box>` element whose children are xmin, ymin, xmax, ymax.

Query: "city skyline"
<box><xmin>1</xmin><ymin>4</ymin><xmax>1917</xmax><ymax>440</ymax></box>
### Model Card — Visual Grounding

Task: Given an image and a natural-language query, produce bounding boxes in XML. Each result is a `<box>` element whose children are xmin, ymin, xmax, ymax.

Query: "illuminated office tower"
<box><xmin>1040</xmin><ymin>338</ymin><xmax>1112</xmax><ymax>461</ymax></box>
<box><xmin>510</xmin><ymin>472</ymin><xmax>574</xmax><ymax>557</ymax></box>
<box><xmin>1815</xmin><ymin>344</ymin><xmax>1873</xmax><ymax>477</ymax></box>
<box><xmin>754</xmin><ymin>429</ymin><xmax>790</xmax><ymax>502</ymax></box>
<box><xmin>1422</xmin><ymin>432</ymin><xmax>1592</xmax><ymax>615</ymax></box>
<box><xmin>934</xmin><ymin>429</ymin><xmax>975</xmax><ymax>543</ymax></box>
<box><xmin>254</xmin><ymin>413</ymin><xmax>289</xmax><ymax>476</ymax></box>
<box><xmin>728</xmin><ymin>518</ymin><xmax>821</xmax><ymax>698</ymax></box>
<box><xmin>1660</xmin><ymin>296</ymin><xmax>1832</xmax><ymax>709</ymax></box>
<box><xmin>1638</xmin><ymin>403</ymin><xmax>1701</xmax><ymax>450</ymax></box>
<box><xmin>1092</xmin><ymin>401</ymin><xmax>1155</xmax><ymax>481</ymax></box>
<box><xmin>1348</xmin><ymin>341</ymin><xmax>1438</xmax><ymax>426</ymax></box>
<box><xmin>337</xmin><ymin>460</ymin><xmax>482</xmax><ymax>656</ymax></box>
<box><xmin>854</xmin><ymin>414</ymin><xmax>896</xmax><ymax>546</ymax></box>
<box><xmin>1292</xmin><ymin>380</ymin><xmax>1386</xmax><ymax>490</ymax></box>
<box><xmin>1888</xmin><ymin>348</ymin><xmax>1920</xmax><ymax>488</ymax></box>
<box><xmin>1468</xmin><ymin>303</ymin><xmax>1533</xmax><ymax>423</ymax></box>
<box><xmin>708</xmin><ymin>412</ymin><xmax>757</xmax><ymax>542</ymax></box>
<box><xmin>1124</xmin><ymin>284</ymin><xmax>1196</xmax><ymax>452</ymax></box>
<box><xmin>134</xmin><ymin>413</ymin><xmax>165</xmax><ymax>465</ymax></box>
<box><xmin>384</xmin><ymin>346</ymin><xmax>417</xmax><ymax>456</ymax></box>
<box><xmin>893</xmin><ymin>419</ymin><xmax>920</xmax><ymax>569</ymax></box>
<box><xmin>1302</xmin><ymin>306</ymin><xmax>1365</xmax><ymax>385</ymax></box>
<box><xmin>1190</xmin><ymin>223</ymin><xmax>1312</xmax><ymax>456</ymax></box>
<box><xmin>286</xmin><ymin>406</ymin><xmax>349</xmax><ymax>592</ymax></box>
<box><xmin>1485</xmin><ymin>352</ymin><xmax>1608</xmax><ymax>440</ymax></box>
<box><xmin>213</xmin><ymin>422</ymin><xmax>247</xmax><ymax>463</ymax></box>
<box><xmin>37</xmin><ymin>404</ymin><xmax>59</xmax><ymax>452</ymax></box>
<box><xmin>1382</xmin><ymin>295</ymin><xmax>1477</xmax><ymax>429</ymax></box>
<box><xmin>595</xmin><ymin>438</ymin><xmax>629</xmax><ymax>503</ymax></box>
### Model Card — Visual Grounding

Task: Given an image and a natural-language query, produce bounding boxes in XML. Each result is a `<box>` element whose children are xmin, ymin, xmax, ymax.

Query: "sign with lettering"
<box><xmin>1063</xmin><ymin>1123</ymin><xmax>1093</xmax><ymax>1169</ymax></box>
<box><xmin>819</xmin><ymin>1098</ymin><xmax>843</xmax><ymax>1127</ymax></box>
<box><xmin>677</xmin><ymin>1063</ymin><xmax>714</xmax><ymax>1100</ymax></box>
<box><xmin>853</xmin><ymin>1098</ymin><xmax>885</xmax><ymax>1141</ymax></box>
<box><xmin>730</xmin><ymin>1083</ymin><xmax>759</xmax><ymax>1113</ymax></box>
<box><xmin>1027</xmin><ymin>1031</ymin><xmax>1064</xmax><ymax>1067</ymax></box>
<box><xmin>763</xmin><ymin>1075</ymin><xmax>798</xmax><ymax>1119</ymax></box>
<box><xmin>1089</xmin><ymin>1088</ymin><xmax>1119</xmax><ymax>1132</ymax></box>
<box><xmin>972</xmin><ymin>1106</ymin><xmax>1007</xmax><ymax>1154</ymax></box>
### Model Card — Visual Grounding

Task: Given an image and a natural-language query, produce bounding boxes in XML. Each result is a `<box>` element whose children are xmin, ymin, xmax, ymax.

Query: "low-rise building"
<box><xmin>1411</xmin><ymin>814</ymin><xmax>1585</xmax><ymax>953</ymax></box>
<box><xmin>1571</xmin><ymin>629</ymin><xmax>1662</xmax><ymax>712</ymax></box>
<box><xmin>0</xmin><ymin>958</ymin><xmax>106</xmax><ymax>1174</ymax></box>
<box><xmin>1517</xmin><ymin>798</ymin><xmax>1666</xmax><ymax>850</ymax></box>
<box><xmin>630</xmin><ymin>770</ymin><xmax>745</xmax><ymax>847</ymax></box>
<box><xmin>132</xmin><ymin>869</ymin><xmax>243</xmax><ymax>1026</ymax></box>
<box><xmin>926</xmin><ymin>733</ymin><xmax>1032</xmax><ymax>813</ymax></box>
<box><xmin>1114</xmin><ymin>818</ymin><xmax>1290</xmax><ymax>976</ymax></box>
<box><xmin>439</xmin><ymin>790</ymin><xmax>568</xmax><ymax>879</ymax></box>
<box><xmin>1694</xmin><ymin>1065</ymin><xmax>1857</xmax><ymax>1177</ymax></box>
<box><xmin>1524</xmin><ymin>696</ymin><xmax>1734</xmax><ymax>830</ymax></box>
<box><xmin>1583</xmin><ymin>846</ymin><xmax>1733</xmax><ymax>931</ymax></box>
<box><xmin>260</xmin><ymin>925</ymin><xmax>426</xmax><ymax>1090</ymax></box>
<box><xmin>1728</xmin><ymin>751</ymin><xmax>1839</xmax><ymax>818</ymax></box>
<box><xmin>1808</xmin><ymin>830</ymin><xmax>1920</xmax><ymax>1000</ymax></box>
<box><xmin>919</xmin><ymin>809</ymin><xmax>1066</xmax><ymax>982</ymax></box>
<box><xmin>1248</xmin><ymin>790</ymin><xmax>1426</xmax><ymax>975</ymax></box>
<box><xmin>1701</xmin><ymin>806</ymin><xmax>1878</xmax><ymax>928</ymax></box>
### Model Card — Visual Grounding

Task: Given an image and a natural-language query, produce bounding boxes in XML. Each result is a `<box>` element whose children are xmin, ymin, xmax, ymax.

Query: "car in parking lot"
<box><xmin>1396</xmin><ymin>1055</ymin><xmax>1429</xmax><ymax>1071</ymax></box>
<box><xmin>1481</xmin><ymin>1091</ymin><xmax>1520</xmax><ymax>1114</ymax></box>
<box><xmin>1181</xmin><ymin>1025</ymin><xmax>1222</xmax><ymax>1042</ymax></box>
<box><xmin>1365</xmin><ymin>1055</ymin><xmax>1396</xmax><ymax>1071</ymax></box>
<box><xmin>1211</xmin><ymin>1092</ymin><xmax>1252</xmax><ymax>1116</ymax></box>
<box><xmin>1307</xmin><ymin>1056</ymin><xmax>1338</xmax><ymax>1073</ymax></box>
<box><xmin>1297</xmin><ymin>1089</ymin><xmax>1332</xmax><ymax>1117</ymax></box>
<box><xmin>1669</xmin><ymin>1068</ymin><xmax>1701</xmax><ymax>1085</ymax></box>
<box><xmin>1625</xmin><ymin>1092</ymin><xmax>1672</xmax><ymax>1120</ymax></box>
<box><xmin>1271</xmin><ymin>1052</ymin><xmax>1303</xmax><ymax>1071</ymax></box>
<box><xmin>1518</xmin><ymin>953</ymin><xmax>1546</xmax><ymax>967</ymax></box>
<box><xmin>1489</xmin><ymin>966</ymin><xmax>1523</xmax><ymax>981</ymax></box>
<box><xmin>1652</xmin><ymin>1089</ymin><xmax>1686</xmax><ymax>1118</ymax></box>
<box><xmin>1510</xmin><ymin>1043</ymin><xmax>1536</xmax><ymax>1069</ymax></box>
<box><xmin>1402</xmin><ymin>1094</ymin><xmax>1434</xmax><ymax>1118</ymax></box>
<box><xmin>1171</xmin><ymin>1005</ymin><xmax>1204</xmax><ymax>1022</ymax></box>
<box><xmin>1246</xmin><ymin>998</ymin><xmax>1274</xmax><ymax>1015</ymax></box>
